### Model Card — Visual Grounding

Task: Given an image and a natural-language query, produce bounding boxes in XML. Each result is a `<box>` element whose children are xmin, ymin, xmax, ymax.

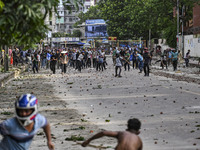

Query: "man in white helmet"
<box><xmin>0</xmin><ymin>94</ymin><xmax>54</xmax><ymax>150</ymax></box>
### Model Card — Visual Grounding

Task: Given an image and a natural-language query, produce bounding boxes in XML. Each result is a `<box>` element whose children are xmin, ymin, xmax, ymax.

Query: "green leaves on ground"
<box><xmin>1</xmin><ymin>111</ymin><xmax>13</xmax><ymax>115</ymax></box>
<box><xmin>65</xmin><ymin>135</ymin><xmax>84</xmax><ymax>141</ymax></box>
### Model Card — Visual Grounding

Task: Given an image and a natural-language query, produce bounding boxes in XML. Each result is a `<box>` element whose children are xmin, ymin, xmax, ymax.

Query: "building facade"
<box><xmin>184</xmin><ymin>4</ymin><xmax>200</xmax><ymax>35</ymax></box>
<box><xmin>44</xmin><ymin>0</ymin><xmax>100</xmax><ymax>47</ymax></box>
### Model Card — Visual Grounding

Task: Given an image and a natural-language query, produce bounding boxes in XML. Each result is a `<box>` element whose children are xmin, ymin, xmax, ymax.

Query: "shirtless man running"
<box><xmin>82</xmin><ymin>118</ymin><xmax>143</xmax><ymax>150</ymax></box>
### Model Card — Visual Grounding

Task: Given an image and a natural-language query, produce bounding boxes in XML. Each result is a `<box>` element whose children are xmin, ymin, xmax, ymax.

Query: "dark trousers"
<box><xmin>124</xmin><ymin>62</ymin><xmax>130</xmax><ymax>71</ymax></box>
<box><xmin>143</xmin><ymin>63</ymin><xmax>149</xmax><ymax>76</ymax></box>
<box><xmin>61</xmin><ymin>64</ymin><xmax>67</xmax><ymax>73</ymax></box>
<box><xmin>172</xmin><ymin>60</ymin><xmax>178</xmax><ymax>71</ymax></box>
<box><xmin>51</xmin><ymin>62</ymin><xmax>56</xmax><ymax>74</ymax></box>
<box><xmin>72</xmin><ymin>60</ymin><xmax>76</xmax><ymax>68</ymax></box>
<box><xmin>132</xmin><ymin>59</ymin><xmax>138</xmax><ymax>69</ymax></box>
<box><xmin>115</xmin><ymin>66</ymin><xmax>121</xmax><ymax>76</ymax></box>
<box><xmin>77</xmin><ymin>60</ymin><xmax>82</xmax><ymax>72</ymax></box>
<box><xmin>161</xmin><ymin>60</ymin><xmax>168</xmax><ymax>69</ymax></box>
<box><xmin>93</xmin><ymin>58</ymin><xmax>97</xmax><ymax>68</ymax></box>
<box><xmin>96</xmin><ymin>62</ymin><xmax>103</xmax><ymax>71</ymax></box>
<box><xmin>138</xmin><ymin>61</ymin><xmax>143</xmax><ymax>72</ymax></box>
<box><xmin>87</xmin><ymin>58</ymin><xmax>91</xmax><ymax>68</ymax></box>
<box><xmin>32</xmin><ymin>63</ymin><xmax>38</xmax><ymax>73</ymax></box>
<box><xmin>185</xmin><ymin>58</ymin><xmax>189</xmax><ymax>67</ymax></box>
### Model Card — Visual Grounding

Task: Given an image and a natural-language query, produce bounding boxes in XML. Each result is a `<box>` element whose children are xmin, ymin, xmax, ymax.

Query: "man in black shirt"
<box><xmin>50</xmin><ymin>52</ymin><xmax>57</xmax><ymax>74</ymax></box>
<box><xmin>55</xmin><ymin>50</ymin><xmax>60</xmax><ymax>69</ymax></box>
<box><xmin>143</xmin><ymin>48</ymin><xmax>151</xmax><ymax>76</ymax></box>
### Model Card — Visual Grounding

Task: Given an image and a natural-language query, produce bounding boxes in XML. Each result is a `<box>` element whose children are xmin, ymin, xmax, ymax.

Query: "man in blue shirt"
<box><xmin>136</xmin><ymin>51</ymin><xmax>143</xmax><ymax>73</ymax></box>
<box><xmin>0</xmin><ymin>94</ymin><xmax>54</xmax><ymax>150</ymax></box>
<box><xmin>171</xmin><ymin>49</ymin><xmax>178</xmax><ymax>71</ymax></box>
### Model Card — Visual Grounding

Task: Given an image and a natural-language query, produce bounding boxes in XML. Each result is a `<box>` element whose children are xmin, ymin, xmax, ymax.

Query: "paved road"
<box><xmin>0</xmin><ymin>57</ymin><xmax>200</xmax><ymax>150</ymax></box>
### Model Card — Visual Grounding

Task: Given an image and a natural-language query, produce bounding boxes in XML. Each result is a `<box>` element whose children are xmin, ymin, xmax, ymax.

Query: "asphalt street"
<box><xmin>0</xmin><ymin>56</ymin><xmax>199</xmax><ymax>150</ymax></box>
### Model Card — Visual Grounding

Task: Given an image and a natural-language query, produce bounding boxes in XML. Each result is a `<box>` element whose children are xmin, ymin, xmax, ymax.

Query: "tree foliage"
<box><xmin>0</xmin><ymin>0</ymin><xmax>4</xmax><ymax>11</ymax></box>
<box><xmin>0</xmin><ymin>0</ymin><xmax>83</xmax><ymax>49</ymax></box>
<box><xmin>73</xmin><ymin>29</ymin><xmax>82</xmax><ymax>37</ymax></box>
<box><xmin>76</xmin><ymin>0</ymin><xmax>200</xmax><ymax>47</ymax></box>
<box><xmin>74</xmin><ymin>6</ymin><xmax>101</xmax><ymax>28</ymax></box>
<box><xmin>0</xmin><ymin>0</ymin><xmax>60</xmax><ymax>48</ymax></box>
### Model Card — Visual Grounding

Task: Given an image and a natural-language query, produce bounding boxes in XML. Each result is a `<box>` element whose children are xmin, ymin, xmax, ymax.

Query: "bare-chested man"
<box><xmin>82</xmin><ymin>118</ymin><xmax>143</xmax><ymax>150</ymax></box>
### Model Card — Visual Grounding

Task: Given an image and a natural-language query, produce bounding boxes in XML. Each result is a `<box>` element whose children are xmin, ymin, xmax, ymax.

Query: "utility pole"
<box><xmin>177</xmin><ymin>0</ymin><xmax>179</xmax><ymax>51</ymax></box>
<box><xmin>181</xmin><ymin>5</ymin><xmax>185</xmax><ymax>56</ymax></box>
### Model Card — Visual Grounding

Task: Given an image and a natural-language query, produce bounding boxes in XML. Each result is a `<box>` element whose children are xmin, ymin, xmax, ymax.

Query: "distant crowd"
<box><xmin>0</xmin><ymin>46</ymin><xmax>196</xmax><ymax>76</ymax></box>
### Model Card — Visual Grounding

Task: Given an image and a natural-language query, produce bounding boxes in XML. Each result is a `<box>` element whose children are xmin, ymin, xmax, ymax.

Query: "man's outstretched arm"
<box><xmin>82</xmin><ymin>131</ymin><xmax>118</xmax><ymax>147</ymax></box>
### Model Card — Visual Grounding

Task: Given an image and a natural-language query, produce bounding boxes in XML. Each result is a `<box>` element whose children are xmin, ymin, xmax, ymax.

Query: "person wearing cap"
<box><xmin>171</xmin><ymin>49</ymin><xmax>178</xmax><ymax>71</ymax></box>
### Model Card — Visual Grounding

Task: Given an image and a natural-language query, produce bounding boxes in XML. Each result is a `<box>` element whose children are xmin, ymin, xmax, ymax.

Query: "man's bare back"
<box><xmin>82</xmin><ymin>118</ymin><xmax>143</xmax><ymax>150</ymax></box>
<box><xmin>116</xmin><ymin>131</ymin><xmax>142</xmax><ymax>150</ymax></box>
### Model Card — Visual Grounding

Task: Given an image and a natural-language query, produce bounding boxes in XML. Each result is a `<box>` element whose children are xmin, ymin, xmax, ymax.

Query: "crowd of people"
<box><xmin>0</xmin><ymin>46</ymin><xmax>196</xmax><ymax>77</ymax></box>
<box><xmin>112</xmin><ymin>47</ymin><xmax>152</xmax><ymax>77</ymax></box>
<box><xmin>0</xmin><ymin>46</ymin><xmax>198</xmax><ymax>150</ymax></box>
<box><xmin>4</xmin><ymin>47</ymin><xmax>108</xmax><ymax>74</ymax></box>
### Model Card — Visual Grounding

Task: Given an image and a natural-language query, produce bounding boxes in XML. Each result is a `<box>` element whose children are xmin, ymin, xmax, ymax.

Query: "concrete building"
<box><xmin>184</xmin><ymin>4</ymin><xmax>200</xmax><ymax>35</ymax></box>
<box><xmin>55</xmin><ymin>0</ymin><xmax>100</xmax><ymax>34</ymax></box>
<box><xmin>44</xmin><ymin>0</ymin><xmax>100</xmax><ymax>47</ymax></box>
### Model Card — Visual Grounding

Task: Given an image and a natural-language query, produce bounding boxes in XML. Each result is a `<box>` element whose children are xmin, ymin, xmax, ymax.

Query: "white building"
<box><xmin>44</xmin><ymin>0</ymin><xmax>100</xmax><ymax>46</ymax></box>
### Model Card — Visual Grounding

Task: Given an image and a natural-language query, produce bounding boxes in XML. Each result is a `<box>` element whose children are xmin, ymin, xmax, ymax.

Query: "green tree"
<box><xmin>0</xmin><ymin>0</ymin><xmax>4</xmax><ymax>11</ymax></box>
<box><xmin>0</xmin><ymin>0</ymin><xmax>84</xmax><ymax>48</ymax></box>
<box><xmin>0</xmin><ymin>0</ymin><xmax>60</xmax><ymax>48</ymax></box>
<box><xmin>74</xmin><ymin>6</ymin><xmax>101</xmax><ymax>28</ymax></box>
<box><xmin>97</xmin><ymin>0</ymin><xmax>199</xmax><ymax>45</ymax></box>
<box><xmin>0</xmin><ymin>0</ymin><xmax>83</xmax><ymax>72</ymax></box>
<box><xmin>73</xmin><ymin>29</ymin><xmax>82</xmax><ymax>37</ymax></box>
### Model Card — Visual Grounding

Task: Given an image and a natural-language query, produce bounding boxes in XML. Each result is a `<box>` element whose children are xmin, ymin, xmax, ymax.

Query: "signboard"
<box><xmin>52</xmin><ymin>37</ymin><xmax>80</xmax><ymax>42</ymax></box>
<box><xmin>56</xmin><ymin>17</ymin><xmax>64</xmax><ymax>24</ymax></box>
<box><xmin>85</xmin><ymin>19</ymin><xmax>106</xmax><ymax>25</ymax></box>
<box><xmin>85</xmin><ymin>19</ymin><xmax>108</xmax><ymax>38</ymax></box>
<box><xmin>108</xmin><ymin>37</ymin><xmax>117</xmax><ymax>40</ymax></box>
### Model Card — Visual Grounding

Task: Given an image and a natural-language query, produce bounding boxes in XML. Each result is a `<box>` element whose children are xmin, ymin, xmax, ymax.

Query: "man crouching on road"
<box><xmin>82</xmin><ymin>118</ymin><xmax>143</xmax><ymax>150</ymax></box>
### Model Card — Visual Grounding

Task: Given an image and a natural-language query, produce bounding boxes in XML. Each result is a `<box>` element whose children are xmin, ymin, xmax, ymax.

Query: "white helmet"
<box><xmin>15</xmin><ymin>94</ymin><xmax>38</xmax><ymax>126</ymax></box>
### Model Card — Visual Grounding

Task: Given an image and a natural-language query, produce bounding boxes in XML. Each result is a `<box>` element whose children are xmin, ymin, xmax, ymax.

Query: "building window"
<box><xmin>69</xmin><ymin>18</ymin><xmax>72</xmax><ymax>22</ymax></box>
<box><xmin>49</xmin><ymin>21</ymin><xmax>52</xmax><ymax>25</ymax></box>
<box><xmin>69</xmin><ymin>25</ymin><xmax>72</xmax><ymax>29</ymax></box>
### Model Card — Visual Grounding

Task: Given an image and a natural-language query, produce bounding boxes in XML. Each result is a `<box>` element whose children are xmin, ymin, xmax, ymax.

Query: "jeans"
<box><xmin>138</xmin><ymin>61</ymin><xmax>143</xmax><ymax>72</ymax></box>
<box><xmin>32</xmin><ymin>63</ymin><xmax>38</xmax><ymax>73</ymax></box>
<box><xmin>42</xmin><ymin>59</ymin><xmax>46</xmax><ymax>68</ymax></box>
<box><xmin>185</xmin><ymin>58</ymin><xmax>189</xmax><ymax>67</ymax></box>
<box><xmin>124</xmin><ymin>62</ymin><xmax>130</xmax><ymax>71</ymax></box>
